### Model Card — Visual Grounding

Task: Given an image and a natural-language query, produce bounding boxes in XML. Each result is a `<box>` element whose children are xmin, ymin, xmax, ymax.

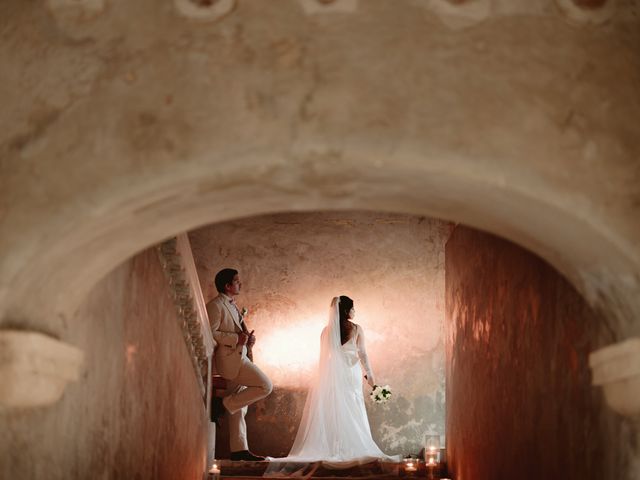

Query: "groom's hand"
<box><xmin>247</xmin><ymin>330</ymin><xmax>256</xmax><ymax>347</ymax></box>
<box><xmin>238</xmin><ymin>332</ymin><xmax>249</xmax><ymax>346</ymax></box>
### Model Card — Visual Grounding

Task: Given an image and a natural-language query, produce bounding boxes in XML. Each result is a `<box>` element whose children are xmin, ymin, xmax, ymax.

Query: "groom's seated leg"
<box><xmin>221</xmin><ymin>361</ymin><xmax>272</xmax><ymax>415</ymax></box>
<box><xmin>225</xmin><ymin>363</ymin><xmax>270</xmax><ymax>461</ymax></box>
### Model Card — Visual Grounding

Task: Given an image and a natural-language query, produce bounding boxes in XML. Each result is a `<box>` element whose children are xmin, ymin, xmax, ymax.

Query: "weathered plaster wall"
<box><xmin>0</xmin><ymin>248</ymin><xmax>208</xmax><ymax>479</ymax></box>
<box><xmin>445</xmin><ymin>226</ymin><xmax>629</xmax><ymax>480</ymax></box>
<box><xmin>189</xmin><ymin>211</ymin><xmax>451</xmax><ymax>457</ymax></box>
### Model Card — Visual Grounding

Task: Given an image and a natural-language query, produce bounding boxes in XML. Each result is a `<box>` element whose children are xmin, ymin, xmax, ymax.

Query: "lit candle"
<box><xmin>426</xmin><ymin>443</ymin><xmax>440</xmax><ymax>465</ymax></box>
<box><xmin>209</xmin><ymin>462</ymin><xmax>221</xmax><ymax>480</ymax></box>
<box><xmin>403</xmin><ymin>459</ymin><xmax>417</xmax><ymax>473</ymax></box>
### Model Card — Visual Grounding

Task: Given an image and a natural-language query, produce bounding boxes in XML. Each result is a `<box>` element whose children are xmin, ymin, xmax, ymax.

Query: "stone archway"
<box><xmin>1</xmin><ymin>0</ymin><xmax>640</xmax><ymax>477</ymax></box>
<box><xmin>1</xmin><ymin>154</ymin><xmax>638</xmax><ymax>339</ymax></box>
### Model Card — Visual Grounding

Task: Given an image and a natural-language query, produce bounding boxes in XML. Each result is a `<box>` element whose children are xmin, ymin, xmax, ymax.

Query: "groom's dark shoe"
<box><xmin>211</xmin><ymin>396</ymin><xmax>226</xmax><ymax>427</ymax></box>
<box><xmin>230</xmin><ymin>450</ymin><xmax>266</xmax><ymax>462</ymax></box>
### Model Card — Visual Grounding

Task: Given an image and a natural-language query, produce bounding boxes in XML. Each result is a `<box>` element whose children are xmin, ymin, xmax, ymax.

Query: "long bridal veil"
<box><xmin>287</xmin><ymin>296</ymin><xmax>359</xmax><ymax>460</ymax></box>
<box><xmin>265</xmin><ymin>297</ymin><xmax>397</xmax><ymax>476</ymax></box>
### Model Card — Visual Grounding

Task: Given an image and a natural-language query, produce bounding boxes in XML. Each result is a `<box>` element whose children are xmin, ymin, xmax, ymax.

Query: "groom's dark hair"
<box><xmin>215</xmin><ymin>268</ymin><xmax>238</xmax><ymax>293</ymax></box>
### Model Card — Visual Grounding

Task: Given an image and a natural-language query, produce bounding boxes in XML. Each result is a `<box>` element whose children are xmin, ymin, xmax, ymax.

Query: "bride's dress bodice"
<box><xmin>341</xmin><ymin>336</ymin><xmax>365</xmax><ymax>401</ymax></box>
<box><xmin>342</xmin><ymin>325</ymin><xmax>375</xmax><ymax>380</ymax></box>
<box><xmin>341</xmin><ymin>336</ymin><xmax>360</xmax><ymax>365</ymax></box>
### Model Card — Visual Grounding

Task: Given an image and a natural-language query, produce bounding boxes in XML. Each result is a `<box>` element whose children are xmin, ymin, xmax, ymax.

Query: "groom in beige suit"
<box><xmin>207</xmin><ymin>268</ymin><xmax>272</xmax><ymax>461</ymax></box>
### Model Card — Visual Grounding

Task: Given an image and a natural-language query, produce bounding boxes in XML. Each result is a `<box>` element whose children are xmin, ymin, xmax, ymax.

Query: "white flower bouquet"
<box><xmin>370</xmin><ymin>384</ymin><xmax>392</xmax><ymax>404</ymax></box>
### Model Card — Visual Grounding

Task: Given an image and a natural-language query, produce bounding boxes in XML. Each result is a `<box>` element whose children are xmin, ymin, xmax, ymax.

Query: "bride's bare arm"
<box><xmin>356</xmin><ymin>325</ymin><xmax>376</xmax><ymax>387</ymax></box>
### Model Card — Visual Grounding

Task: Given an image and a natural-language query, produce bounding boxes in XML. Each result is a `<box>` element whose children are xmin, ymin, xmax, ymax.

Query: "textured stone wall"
<box><xmin>445</xmin><ymin>226</ymin><xmax>628</xmax><ymax>480</ymax></box>
<box><xmin>189</xmin><ymin>211</ymin><xmax>451</xmax><ymax>458</ymax></box>
<box><xmin>0</xmin><ymin>248</ymin><xmax>208</xmax><ymax>479</ymax></box>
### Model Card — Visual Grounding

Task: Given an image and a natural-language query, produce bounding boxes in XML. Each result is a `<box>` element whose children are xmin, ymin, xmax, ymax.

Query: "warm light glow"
<box><xmin>250</xmin><ymin>296</ymin><xmax>441</xmax><ymax>389</ymax></box>
<box><xmin>254</xmin><ymin>317</ymin><xmax>325</xmax><ymax>385</ymax></box>
<box><xmin>125</xmin><ymin>344</ymin><xmax>137</xmax><ymax>366</ymax></box>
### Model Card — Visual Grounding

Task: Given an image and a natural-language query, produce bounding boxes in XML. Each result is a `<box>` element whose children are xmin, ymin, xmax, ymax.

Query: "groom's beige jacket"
<box><xmin>206</xmin><ymin>293</ymin><xmax>247</xmax><ymax>380</ymax></box>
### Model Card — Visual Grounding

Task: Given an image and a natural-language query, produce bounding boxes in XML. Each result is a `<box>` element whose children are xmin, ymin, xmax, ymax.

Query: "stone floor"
<box><xmin>210</xmin><ymin>460</ymin><xmax>447</xmax><ymax>479</ymax></box>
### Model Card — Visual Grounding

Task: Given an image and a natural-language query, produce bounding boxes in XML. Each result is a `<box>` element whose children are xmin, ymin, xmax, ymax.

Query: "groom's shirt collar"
<box><xmin>220</xmin><ymin>293</ymin><xmax>242</xmax><ymax>328</ymax></box>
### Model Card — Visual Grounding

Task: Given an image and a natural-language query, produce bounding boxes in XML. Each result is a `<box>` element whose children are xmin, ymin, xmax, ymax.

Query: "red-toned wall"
<box><xmin>445</xmin><ymin>226</ymin><xmax>627</xmax><ymax>480</ymax></box>
<box><xmin>1</xmin><ymin>248</ymin><xmax>209</xmax><ymax>479</ymax></box>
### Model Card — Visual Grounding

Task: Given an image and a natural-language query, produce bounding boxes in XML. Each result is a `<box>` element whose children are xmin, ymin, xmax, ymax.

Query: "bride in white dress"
<box><xmin>267</xmin><ymin>296</ymin><xmax>399</xmax><ymax>472</ymax></box>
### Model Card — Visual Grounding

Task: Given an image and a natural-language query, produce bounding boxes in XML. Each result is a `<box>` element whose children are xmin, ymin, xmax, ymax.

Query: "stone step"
<box><xmin>211</xmin><ymin>460</ymin><xmax>446</xmax><ymax>479</ymax></box>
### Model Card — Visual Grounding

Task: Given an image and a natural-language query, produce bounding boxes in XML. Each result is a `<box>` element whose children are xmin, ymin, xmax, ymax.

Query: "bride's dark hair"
<box><xmin>338</xmin><ymin>295</ymin><xmax>354</xmax><ymax>345</ymax></box>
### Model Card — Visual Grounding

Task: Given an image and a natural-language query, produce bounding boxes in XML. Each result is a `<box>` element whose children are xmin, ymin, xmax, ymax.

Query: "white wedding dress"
<box><xmin>266</xmin><ymin>298</ymin><xmax>399</xmax><ymax>474</ymax></box>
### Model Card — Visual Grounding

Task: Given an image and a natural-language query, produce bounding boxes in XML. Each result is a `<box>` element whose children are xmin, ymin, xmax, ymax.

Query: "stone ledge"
<box><xmin>0</xmin><ymin>330</ymin><xmax>84</xmax><ymax>409</ymax></box>
<box><xmin>590</xmin><ymin>337</ymin><xmax>640</xmax><ymax>417</ymax></box>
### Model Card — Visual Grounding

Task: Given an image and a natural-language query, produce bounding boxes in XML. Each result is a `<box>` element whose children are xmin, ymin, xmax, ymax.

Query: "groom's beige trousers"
<box><xmin>223</xmin><ymin>358</ymin><xmax>272</xmax><ymax>452</ymax></box>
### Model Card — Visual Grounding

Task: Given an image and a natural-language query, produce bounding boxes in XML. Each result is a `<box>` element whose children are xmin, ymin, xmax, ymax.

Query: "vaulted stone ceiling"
<box><xmin>0</xmin><ymin>0</ymin><xmax>639</xmax><ymax>342</ymax></box>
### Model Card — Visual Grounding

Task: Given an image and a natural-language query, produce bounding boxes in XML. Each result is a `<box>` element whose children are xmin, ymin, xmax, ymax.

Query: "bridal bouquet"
<box><xmin>370</xmin><ymin>384</ymin><xmax>392</xmax><ymax>404</ymax></box>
